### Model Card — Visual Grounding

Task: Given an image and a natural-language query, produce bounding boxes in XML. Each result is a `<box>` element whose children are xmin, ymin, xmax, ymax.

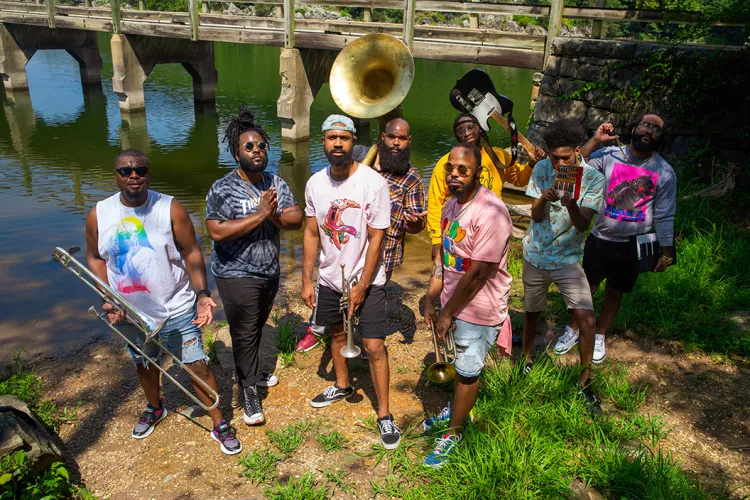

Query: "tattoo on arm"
<box><xmin>432</xmin><ymin>263</ymin><xmax>443</xmax><ymax>279</ymax></box>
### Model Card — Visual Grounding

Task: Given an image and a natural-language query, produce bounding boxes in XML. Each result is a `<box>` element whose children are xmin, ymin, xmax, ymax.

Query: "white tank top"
<box><xmin>96</xmin><ymin>190</ymin><xmax>196</xmax><ymax>322</ymax></box>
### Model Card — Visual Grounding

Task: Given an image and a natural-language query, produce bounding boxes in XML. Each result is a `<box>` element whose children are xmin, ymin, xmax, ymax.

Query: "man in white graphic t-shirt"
<box><xmin>301</xmin><ymin>115</ymin><xmax>401</xmax><ymax>449</ymax></box>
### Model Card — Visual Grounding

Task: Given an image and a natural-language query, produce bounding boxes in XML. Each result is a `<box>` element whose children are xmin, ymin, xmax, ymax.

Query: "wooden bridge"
<box><xmin>0</xmin><ymin>0</ymin><xmax>742</xmax><ymax>141</ymax></box>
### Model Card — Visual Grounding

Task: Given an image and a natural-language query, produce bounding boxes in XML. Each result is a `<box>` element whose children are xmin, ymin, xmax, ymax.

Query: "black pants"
<box><xmin>215</xmin><ymin>276</ymin><xmax>279</xmax><ymax>388</ymax></box>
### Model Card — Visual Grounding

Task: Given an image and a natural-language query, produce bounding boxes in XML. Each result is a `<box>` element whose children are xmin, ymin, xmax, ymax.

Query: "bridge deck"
<box><xmin>0</xmin><ymin>1</ymin><xmax>545</xmax><ymax>69</ymax></box>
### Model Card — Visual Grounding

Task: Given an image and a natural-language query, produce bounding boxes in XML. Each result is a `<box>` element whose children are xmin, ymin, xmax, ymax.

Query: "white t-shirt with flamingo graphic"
<box><xmin>304</xmin><ymin>164</ymin><xmax>390</xmax><ymax>293</ymax></box>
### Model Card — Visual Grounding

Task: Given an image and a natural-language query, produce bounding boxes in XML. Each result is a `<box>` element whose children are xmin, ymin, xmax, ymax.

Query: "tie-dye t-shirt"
<box><xmin>440</xmin><ymin>186</ymin><xmax>512</xmax><ymax>326</ymax></box>
<box><xmin>523</xmin><ymin>158</ymin><xmax>604</xmax><ymax>270</ymax></box>
<box><xmin>206</xmin><ymin>171</ymin><xmax>296</xmax><ymax>279</ymax></box>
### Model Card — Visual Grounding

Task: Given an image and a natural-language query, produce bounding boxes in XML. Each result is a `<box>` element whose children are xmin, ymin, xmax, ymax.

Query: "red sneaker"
<box><xmin>296</xmin><ymin>327</ymin><xmax>322</xmax><ymax>352</ymax></box>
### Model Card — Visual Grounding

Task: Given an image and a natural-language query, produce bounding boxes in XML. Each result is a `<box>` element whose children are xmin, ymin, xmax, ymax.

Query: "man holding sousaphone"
<box><xmin>84</xmin><ymin>148</ymin><xmax>242</xmax><ymax>455</ymax></box>
<box><xmin>422</xmin><ymin>143</ymin><xmax>514</xmax><ymax>468</ymax></box>
<box><xmin>301</xmin><ymin>115</ymin><xmax>402</xmax><ymax>449</ymax></box>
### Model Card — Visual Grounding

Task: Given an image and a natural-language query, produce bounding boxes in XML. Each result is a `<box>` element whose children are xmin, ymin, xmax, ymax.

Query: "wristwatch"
<box><xmin>660</xmin><ymin>256</ymin><xmax>674</xmax><ymax>266</ymax></box>
<box><xmin>196</xmin><ymin>289</ymin><xmax>212</xmax><ymax>299</ymax></box>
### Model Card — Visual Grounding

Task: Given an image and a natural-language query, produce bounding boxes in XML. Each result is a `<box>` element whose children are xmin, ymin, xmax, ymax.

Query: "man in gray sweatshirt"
<box><xmin>560</xmin><ymin>113</ymin><xmax>676</xmax><ymax>364</ymax></box>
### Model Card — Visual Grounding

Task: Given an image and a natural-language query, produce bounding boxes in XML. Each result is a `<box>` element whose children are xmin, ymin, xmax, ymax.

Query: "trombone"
<box><xmin>53</xmin><ymin>247</ymin><xmax>220</xmax><ymax>411</ymax></box>
<box><xmin>339</xmin><ymin>264</ymin><xmax>361</xmax><ymax>359</ymax></box>
<box><xmin>426</xmin><ymin>322</ymin><xmax>456</xmax><ymax>384</ymax></box>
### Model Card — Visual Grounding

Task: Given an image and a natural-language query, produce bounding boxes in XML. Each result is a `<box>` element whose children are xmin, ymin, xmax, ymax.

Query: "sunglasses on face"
<box><xmin>116</xmin><ymin>166</ymin><xmax>149</xmax><ymax>177</ymax></box>
<box><xmin>444</xmin><ymin>163</ymin><xmax>474</xmax><ymax>177</ymax></box>
<box><xmin>242</xmin><ymin>141</ymin><xmax>267</xmax><ymax>152</ymax></box>
<box><xmin>637</xmin><ymin>121</ymin><xmax>662</xmax><ymax>134</ymax></box>
<box><xmin>455</xmin><ymin>122</ymin><xmax>478</xmax><ymax>135</ymax></box>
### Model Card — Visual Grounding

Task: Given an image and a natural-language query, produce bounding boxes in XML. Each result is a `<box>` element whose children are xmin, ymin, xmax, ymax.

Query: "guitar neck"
<box><xmin>490</xmin><ymin>110</ymin><xmax>535</xmax><ymax>156</ymax></box>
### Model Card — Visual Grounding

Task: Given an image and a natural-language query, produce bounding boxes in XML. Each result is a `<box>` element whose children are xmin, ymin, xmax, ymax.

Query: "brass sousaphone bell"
<box><xmin>329</xmin><ymin>33</ymin><xmax>415</xmax><ymax>120</ymax></box>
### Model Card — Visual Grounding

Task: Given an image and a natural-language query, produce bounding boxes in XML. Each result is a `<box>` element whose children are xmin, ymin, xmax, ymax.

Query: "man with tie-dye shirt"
<box><xmin>520</xmin><ymin>119</ymin><xmax>604</xmax><ymax>414</ymax></box>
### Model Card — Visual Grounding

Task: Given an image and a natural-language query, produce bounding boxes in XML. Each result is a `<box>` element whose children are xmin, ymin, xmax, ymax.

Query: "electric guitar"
<box><xmin>450</xmin><ymin>68</ymin><xmax>537</xmax><ymax>164</ymax></box>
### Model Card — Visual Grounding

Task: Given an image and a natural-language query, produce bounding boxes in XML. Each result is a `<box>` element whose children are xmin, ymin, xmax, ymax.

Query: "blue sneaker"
<box><xmin>422</xmin><ymin>404</ymin><xmax>451</xmax><ymax>432</ymax></box>
<box><xmin>423</xmin><ymin>433</ymin><xmax>461</xmax><ymax>468</ymax></box>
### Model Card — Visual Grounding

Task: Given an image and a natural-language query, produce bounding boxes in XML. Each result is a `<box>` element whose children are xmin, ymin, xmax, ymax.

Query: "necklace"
<box><xmin>238</xmin><ymin>170</ymin><xmax>264</xmax><ymax>204</ymax></box>
<box><xmin>451</xmin><ymin>193</ymin><xmax>477</xmax><ymax>220</ymax></box>
<box><xmin>616</xmin><ymin>139</ymin><xmax>652</xmax><ymax>165</ymax></box>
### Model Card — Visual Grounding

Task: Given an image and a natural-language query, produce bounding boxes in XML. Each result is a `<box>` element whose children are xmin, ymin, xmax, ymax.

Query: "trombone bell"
<box><xmin>329</xmin><ymin>33</ymin><xmax>415</xmax><ymax>119</ymax></box>
<box><xmin>426</xmin><ymin>324</ymin><xmax>456</xmax><ymax>384</ymax></box>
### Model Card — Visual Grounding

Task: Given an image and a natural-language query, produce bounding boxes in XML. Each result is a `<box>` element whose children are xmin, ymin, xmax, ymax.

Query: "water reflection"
<box><xmin>0</xmin><ymin>37</ymin><xmax>534</xmax><ymax>359</ymax></box>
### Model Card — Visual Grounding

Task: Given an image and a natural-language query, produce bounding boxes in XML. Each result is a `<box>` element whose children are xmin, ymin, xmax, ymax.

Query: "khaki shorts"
<box><xmin>522</xmin><ymin>259</ymin><xmax>594</xmax><ymax>313</ymax></box>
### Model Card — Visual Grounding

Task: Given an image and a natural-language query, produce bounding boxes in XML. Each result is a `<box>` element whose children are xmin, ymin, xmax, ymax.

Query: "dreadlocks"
<box><xmin>222</xmin><ymin>106</ymin><xmax>271</xmax><ymax>160</ymax></box>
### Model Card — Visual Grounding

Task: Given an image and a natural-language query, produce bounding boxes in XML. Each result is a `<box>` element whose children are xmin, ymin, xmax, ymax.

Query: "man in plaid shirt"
<box><xmin>296</xmin><ymin>118</ymin><xmax>425</xmax><ymax>352</ymax></box>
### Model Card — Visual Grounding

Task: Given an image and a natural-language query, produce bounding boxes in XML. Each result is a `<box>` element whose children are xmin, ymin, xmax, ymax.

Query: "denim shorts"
<box><xmin>119</xmin><ymin>307</ymin><xmax>208</xmax><ymax>367</ymax></box>
<box><xmin>453</xmin><ymin>319</ymin><xmax>501</xmax><ymax>378</ymax></box>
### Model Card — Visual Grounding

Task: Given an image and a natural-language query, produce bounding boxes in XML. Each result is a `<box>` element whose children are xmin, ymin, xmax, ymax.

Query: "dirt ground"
<box><xmin>29</xmin><ymin>268</ymin><xmax>750</xmax><ymax>499</ymax></box>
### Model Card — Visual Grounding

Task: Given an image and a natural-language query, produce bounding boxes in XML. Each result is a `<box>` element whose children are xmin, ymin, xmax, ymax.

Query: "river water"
<box><xmin>0</xmin><ymin>33</ymin><xmax>535</xmax><ymax>359</ymax></box>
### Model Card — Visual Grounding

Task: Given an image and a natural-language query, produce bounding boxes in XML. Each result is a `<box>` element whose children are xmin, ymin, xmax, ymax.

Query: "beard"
<box><xmin>326</xmin><ymin>147</ymin><xmax>353</xmax><ymax>168</ymax></box>
<box><xmin>378</xmin><ymin>141</ymin><xmax>411</xmax><ymax>175</ymax></box>
<box><xmin>632</xmin><ymin>131</ymin><xmax>660</xmax><ymax>153</ymax></box>
<box><xmin>239</xmin><ymin>155</ymin><xmax>267</xmax><ymax>173</ymax></box>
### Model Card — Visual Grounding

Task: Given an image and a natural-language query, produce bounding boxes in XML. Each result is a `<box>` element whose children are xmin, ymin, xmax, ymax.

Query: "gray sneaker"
<box><xmin>211</xmin><ymin>419</ymin><xmax>242</xmax><ymax>455</ymax></box>
<box><xmin>256</xmin><ymin>371</ymin><xmax>278</xmax><ymax>387</ymax></box>
<box><xmin>243</xmin><ymin>385</ymin><xmax>265</xmax><ymax>425</ymax></box>
<box><xmin>131</xmin><ymin>400</ymin><xmax>167</xmax><ymax>439</ymax></box>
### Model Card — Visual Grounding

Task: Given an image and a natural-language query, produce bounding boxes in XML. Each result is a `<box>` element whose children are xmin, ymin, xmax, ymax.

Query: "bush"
<box><xmin>0</xmin><ymin>451</ymin><xmax>95</xmax><ymax>499</ymax></box>
<box><xmin>0</xmin><ymin>350</ymin><xmax>61</xmax><ymax>431</ymax></box>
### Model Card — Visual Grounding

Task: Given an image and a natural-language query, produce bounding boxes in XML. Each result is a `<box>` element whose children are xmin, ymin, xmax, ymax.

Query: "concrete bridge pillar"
<box><xmin>110</xmin><ymin>33</ymin><xmax>217</xmax><ymax>114</ymax></box>
<box><xmin>0</xmin><ymin>24</ymin><xmax>102</xmax><ymax>93</ymax></box>
<box><xmin>277</xmin><ymin>47</ymin><xmax>336</xmax><ymax>142</ymax></box>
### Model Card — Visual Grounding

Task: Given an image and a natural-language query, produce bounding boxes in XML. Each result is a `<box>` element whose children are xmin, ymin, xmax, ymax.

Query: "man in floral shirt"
<box><xmin>520</xmin><ymin>119</ymin><xmax>604</xmax><ymax>412</ymax></box>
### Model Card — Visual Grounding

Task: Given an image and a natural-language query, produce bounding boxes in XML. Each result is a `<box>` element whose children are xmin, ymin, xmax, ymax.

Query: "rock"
<box><xmin>552</xmin><ymin>38</ymin><xmax>636</xmax><ymax>60</ymax></box>
<box><xmin>584</xmin><ymin>107</ymin><xmax>623</xmax><ymax>131</ymax></box>
<box><xmin>462</xmin><ymin>19</ymin><xmax>469</xmax><ymax>28</ymax></box>
<box><xmin>223</xmin><ymin>2</ymin><xmax>242</xmax><ymax>16</ymax></box>
<box><xmin>540</xmin><ymin>75</ymin><xmax>561</xmax><ymax>97</ymax></box>
<box><xmin>609</xmin><ymin>67</ymin><xmax>639</xmax><ymax>89</ymax></box>
<box><xmin>546</xmin><ymin>56</ymin><xmax>577</xmax><ymax>79</ymax></box>
<box><xmin>569</xmin><ymin>479</ymin><xmax>605</xmax><ymax>500</ymax></box>
<box><xmin>577</xmin><ymin>63</ymin><xmax>608</xmax><ymax>82</ymax></box>
<box><xmin>0</xmin><ymin>395</ymin><xmax>63</xmax><ymax>475</ymax></box>
<box><xmin>532</xmin><ymin>95</ymin><xmax>587</xmax><ymax>124</ymax></box>
<box><xmin>505</xmin><ymin>19</ymin><xmax>520</xmax><ymax>32</ymax></box>
<box><xmin>303</xmin><ymin>6</ymin><xmax>342</xmax><ymax>20</ymax></box>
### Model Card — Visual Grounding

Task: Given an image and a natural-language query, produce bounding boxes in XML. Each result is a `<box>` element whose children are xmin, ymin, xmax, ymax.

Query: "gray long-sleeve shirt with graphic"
<box><xmin>587</xmin><ymin>146</ymin><xmax>676</xmax><ymax>247</ymax></box>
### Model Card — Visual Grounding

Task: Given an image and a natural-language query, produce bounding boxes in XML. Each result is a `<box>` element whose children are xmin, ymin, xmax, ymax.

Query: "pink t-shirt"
<box><xmin>305</xmin><ymin>164</ymin><xmax>391</xmax><ymax>293</ymax></box>
<box><xmin>440</xmin><ymin>186</ymin><xmax>512</xmax><ymax>326</ymax></box>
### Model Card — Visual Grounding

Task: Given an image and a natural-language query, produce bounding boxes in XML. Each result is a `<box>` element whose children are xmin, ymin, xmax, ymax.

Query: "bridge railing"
<box><xmin>0</xmin><ymin>0</ymin><xmax>743</xmax><ymax>69</ymax></box>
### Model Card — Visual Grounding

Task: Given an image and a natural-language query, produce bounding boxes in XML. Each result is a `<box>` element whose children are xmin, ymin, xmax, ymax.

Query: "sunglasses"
<box><xmin>637</xmin><ymin>121</ymin><xmax>662</xmax><ymax>134</ymax></box>
<box><xmin>116</xmin><ymin>166</ymin><xmax>149</xmax><ymax>178</ymax></box>
<box><xmin>242</xmin><ymin>141</ymin><xmax>267</xmax><ymax>152</ymax></box>
<box><xmin>444</xmin><ymin>163</ymin><xmax>474</xmax><ymax>177</ymax></box>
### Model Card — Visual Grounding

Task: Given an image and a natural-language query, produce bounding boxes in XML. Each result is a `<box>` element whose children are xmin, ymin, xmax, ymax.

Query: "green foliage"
<box><xmin>0</xmin><ymin>451</ymin><xmax>94</xmax><ymax>500</ymax></box>
<box><xmin>142</xmin><ymin>0</ymin><xmax>187</xmax><ymax>12</ymax></box>
<box><xmin>203</xmin><ymin>326</ymin><xmax>217</xmax><ymax>364</ymax></box>
<box><xmin>265</xmin><ymin>472</ymin><xmax>327</xmax><ymax>500</ymax></box>
<box><xmin>275</xmin><ymin>320</ymin><xmax>296</xmax><ymax>367</ymax></box>
<box><xmin>252</xmin><ymin>3</ymin><xmax>275</xmax><ymax>17</ymax></box>
<box><xmin>0</xmin><ymin>350</ymin><xmax>61</xmax><ymax>431</ymax></box>
<box><xmin>315</xmin><ymin>429</ymin><xmax>347</xmax><ymax>452</ymax></box>
<box><xmin>238</xmin><ymin>449</ymin><xmax>282</xmax><ymax>485</ymax></box>
<box><xmin>372</xmin><ymin>8</ymin><xmax>403</xmax><ymax>24</ymax></box>
<box><xmin>369</xmin><ymin>360</ymin><xmax>713</xmax><ymax>498</ymax></box>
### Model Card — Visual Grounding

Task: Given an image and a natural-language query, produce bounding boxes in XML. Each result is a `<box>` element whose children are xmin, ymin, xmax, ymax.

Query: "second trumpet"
<box><xmin>339</xmin><ymin>264</ymin><xmax>361</xmax><ymax>359</ymax></box>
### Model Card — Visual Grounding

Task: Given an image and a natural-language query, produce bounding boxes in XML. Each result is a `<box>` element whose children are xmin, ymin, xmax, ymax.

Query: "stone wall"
<box><xmin>527</xmin><ymin>37</ymin><xmax>748</xmax><ymax>163</ymax></box>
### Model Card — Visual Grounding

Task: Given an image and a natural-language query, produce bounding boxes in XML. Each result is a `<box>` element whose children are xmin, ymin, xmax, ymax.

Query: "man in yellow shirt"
<box><xmin>427</xmin><ymin>113</ymin><xmax>542</xmax><ymax>260</ymax></box>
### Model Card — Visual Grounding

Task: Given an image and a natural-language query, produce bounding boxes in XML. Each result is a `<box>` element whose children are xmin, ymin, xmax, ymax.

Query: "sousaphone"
<box><xmin>329</xmin><ymin>33</ymin><xmax>415</xmax><ymax>121</ymax></box>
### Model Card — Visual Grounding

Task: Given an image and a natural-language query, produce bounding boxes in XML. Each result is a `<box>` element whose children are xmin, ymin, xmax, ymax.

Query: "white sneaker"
<box><xmin>554</xmin><ymin>326</ymin><xmax>579</xmax><ymax>355</ymax></box>
<box><xmin>593</xmin><ymin>334</ymin><xmax>607</xmax><ymax>364</ymax></box>
<box><xmin>256</xmin><ymin>370</ymin><xmax>278</xmax><ymax>387</ymax></box>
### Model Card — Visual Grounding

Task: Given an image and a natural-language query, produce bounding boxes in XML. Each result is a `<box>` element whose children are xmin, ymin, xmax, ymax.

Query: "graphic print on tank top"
<box><xmin>320</xmin><ymin>199</ymin><xmax>361</xmax><ymax>250</ymax></box>
<box><xmin>604</xmin><ymin>163</ymin><xmax>659</xmax><ymax>223</ymax></box>
<box><xmin>442</xmin><ymin>218</ymin><xmax>471</xmax><ymax>272</ymax></box>
<box><xmin>111</xmin><ymin>216</ymin><xmax>156</xmax><ymax>294</ymax></box>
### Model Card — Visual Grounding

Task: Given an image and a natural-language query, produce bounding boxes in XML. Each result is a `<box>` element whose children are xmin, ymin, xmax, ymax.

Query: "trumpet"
<box><xmin>426</xmin><ymin>322</ymin><xmax>456</xmax><ymax>384</ymax></box>
<box><xmin>53</xmin><ymin>247</ymin><xmax>220</xmax><ymax>411</ymax></box>
<box><xmin>339</xmin><ymin>264</ymin><xmax>361</xmax><ymax>359</ymax></box>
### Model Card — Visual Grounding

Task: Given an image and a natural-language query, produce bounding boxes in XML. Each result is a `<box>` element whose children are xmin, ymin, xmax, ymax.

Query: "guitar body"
<box><xmin>450</xmin><ymin>68</ymin><xmax>513</xmax><ymax>133</ymax></box>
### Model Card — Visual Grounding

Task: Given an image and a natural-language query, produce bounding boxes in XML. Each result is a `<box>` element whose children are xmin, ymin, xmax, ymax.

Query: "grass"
<box><xmin>265</xmin><ymin>472</ymin><xmax>327</xmax><ymax>500</ymax></box>
<box><xmin>315</xmin><ymin>429</ymin><xmax>347</xmax><ymax>452</ymax></box>
<box><xmin>1</xmin><ymin>451</ymin><xmax>96</xmax><ymax>499</ymax></box>
<box><xmin>366</xmin><ymin>358</ymin><xmax>715</xmax><ymax>499</ymax></box>
<box><xmin>203</xmin><ymin>325</ymin><xmax>217</xmax><ymax>364</ymax></box>
<box><xmin>238</xmin><ymin>449</ymin><xmax>282</xmax><ymax>485</ymax></box>
<box><xmin>266</xmin><ymin>419</ymin><xmax>317</xmax><ymax>457</ymax></box>
<box><xmin>0</xmin><ymin>349</ymin><xmax>78</xmax><ymax>431</ymax></box>
<box><xmin>275</xmin><ymin>319</ymin><xmax>296</xmax><ymax>367</ymax></box>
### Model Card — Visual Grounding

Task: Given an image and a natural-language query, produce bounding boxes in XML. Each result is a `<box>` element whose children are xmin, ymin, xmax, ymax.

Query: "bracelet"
<box><xmin>660</xmin><ymin>256</ymin><xmax>674</xmax><ymax>266</ymax></box>
<box><xmin>196</xmin><ymin>289</ymin><xmax>211</xmax><ymax>299</ymax></box>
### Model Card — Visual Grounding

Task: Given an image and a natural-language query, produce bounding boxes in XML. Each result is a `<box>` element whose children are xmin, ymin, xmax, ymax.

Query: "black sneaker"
<box><xmin>511</xmin><ymin>335</ymin><xmax>523</xmax><ymax>347</ymax></box>
<box><xmin>243</xmin><ymin>385</ymin><xmax>265</xmax><ymax>425</ymax></box>
<box><xmin>211</xmin><ymin>419</ymin><xmax>243</xmax><ymax>455</ymax></box>
<box><xmin>377</xmin><ymin>415</ymin><xmax>402</xmax><ymax>450</ymax></box>
<box><xmin>131</xmin><ymin>399</ymin><xmax>167</xmax><ymax>439</ymax></box>
<box><xmin>257</xmin><ymin>371</ymin><xmax>279</xmax><ymax>388</ymax></box>
<box><xmin>579</xmin><ymin>386</ymin><xmax>602</xmax><ymax>418</ymax></box>
<box><xmin>310</xmin><ymin>384</ymin><xmax>354</xmax><ymax>408</ymax></box>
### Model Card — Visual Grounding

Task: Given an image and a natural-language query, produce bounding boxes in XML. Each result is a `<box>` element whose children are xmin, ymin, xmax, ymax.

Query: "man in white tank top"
<box><xmin>85</xmin><ymin>149</ymin><xmax>242</xmax><ymax>455</ymax></box>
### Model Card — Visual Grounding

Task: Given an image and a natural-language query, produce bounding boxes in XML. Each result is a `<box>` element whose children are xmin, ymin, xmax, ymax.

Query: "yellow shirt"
<box><xmin>426</xmin><ymin>147</ymin><xmax>533</xmax><ymax>245</ymax></box>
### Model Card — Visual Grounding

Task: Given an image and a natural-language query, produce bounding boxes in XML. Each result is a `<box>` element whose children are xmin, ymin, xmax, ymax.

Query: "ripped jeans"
<box><xmin>119</xmin><ymin>307</ymin><xmax>208</xmax><ymax>367</ymax></box>
<box><xmin>453</xmin><ymin>319</ymin><xmax>501</xmax><ymax>378</ymax></box>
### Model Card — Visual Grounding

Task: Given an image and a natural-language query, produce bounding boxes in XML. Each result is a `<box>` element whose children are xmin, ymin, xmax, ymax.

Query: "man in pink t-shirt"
<box><xmin>422</xmin><ymin>143</ymin><xmax>513</xmax><ymax>468</ymax></box>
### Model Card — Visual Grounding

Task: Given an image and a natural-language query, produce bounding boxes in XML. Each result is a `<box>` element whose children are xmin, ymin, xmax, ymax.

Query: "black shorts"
<box><xmin>311</xmin><ymin>284</ymin><xmax>388</xmax><ymax>339</ymax></box>
<box><xmin>582</xmin><ymin>233</ymin><xmax>640</xmax><ymax>293</ymax></box>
